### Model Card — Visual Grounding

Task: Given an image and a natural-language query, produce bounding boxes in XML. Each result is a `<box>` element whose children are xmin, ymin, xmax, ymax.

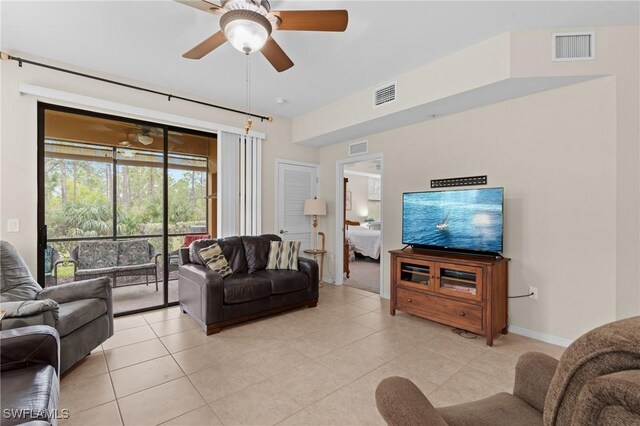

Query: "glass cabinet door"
<box><xmin>435</xmin><ymin>262</ymin><xmax>483</xmax><ymax>301</ymax></box>
<box><xmin>397</xmin><ymin>258</ymin><xmax>435</xmax><ymax>291</ymax></box>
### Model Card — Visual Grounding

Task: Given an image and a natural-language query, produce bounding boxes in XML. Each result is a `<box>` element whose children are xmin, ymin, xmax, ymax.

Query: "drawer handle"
<box><xmin>459</xmin><ymin>311</ymin><xmax>466</xmax><ymax>316</ymax></box>
<box><xmin>407</xmin><ymin>298</ymin><xmax>412</xmax><ymax>303</ymax></box>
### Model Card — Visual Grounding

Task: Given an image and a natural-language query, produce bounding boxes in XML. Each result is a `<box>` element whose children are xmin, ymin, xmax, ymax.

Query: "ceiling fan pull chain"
<box><xmin>244</xmin><ymin>53</ymin><xmax>253</xmax><ymax>134</ymax></box>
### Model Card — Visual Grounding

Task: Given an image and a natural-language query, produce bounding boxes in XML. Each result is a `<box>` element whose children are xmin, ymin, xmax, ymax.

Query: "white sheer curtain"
<box><xmin>239</xmin><ymin>135</ymin><xmax>262</xmax><ymax>236</ymax></box>
<box><xmin>217</xmin><ymin>132</ymin><xmax>262</xmax><ymax>237</ymax></box>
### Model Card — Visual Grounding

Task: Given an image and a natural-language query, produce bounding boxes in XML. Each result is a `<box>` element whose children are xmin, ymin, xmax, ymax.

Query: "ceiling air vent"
<box><xmin>373</xmin><ymin>82</ymin><xmax>396</xmax><ymax>107</ymax></box>
<box><xmin>349</xmin><ymin>140</ymin><xmax>368</xmax><ymax>156</ymax></box>
<box><xmin>553</xmin><ymin>32</ymin><xmax>595</xmax><ymax>61</ymax></box>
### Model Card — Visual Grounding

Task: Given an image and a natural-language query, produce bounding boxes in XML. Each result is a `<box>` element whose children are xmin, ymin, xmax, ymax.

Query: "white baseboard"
<box><xmin>322</xmin><ymin>283</ymin><xmax>569</xmax><ymax>345</ymax></box>
<box><xmin>508</xmin><ymin>325</ymin><xmax>573</xmax><ymax>348</ymax></box>
<box><xmin>322</xmin><ymin>279</ymin><xmax>390</xmax><ymax>300</ymax></box>
<box><xmin>323</xmin><ymin>280</ymin><xmax>570</xmax><ymax>346</ymax></box>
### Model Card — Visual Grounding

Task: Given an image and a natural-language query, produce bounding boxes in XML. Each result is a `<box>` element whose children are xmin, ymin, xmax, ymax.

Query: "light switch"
<box><xmin>7</xmin><ymin>219</ymin><xmax>20</xmax><ymax>233</ymax></box>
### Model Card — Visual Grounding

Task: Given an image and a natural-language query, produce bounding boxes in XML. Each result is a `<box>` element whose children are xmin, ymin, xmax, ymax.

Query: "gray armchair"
<box><xmin>0</xmin><ymin>241</ymin><xmax>113</xmax><ymax>373</ymax></box>
<box><xmin>1</xmin><ymin>326</ymin><xmax>60</xmax><ymax>426</ymax></box>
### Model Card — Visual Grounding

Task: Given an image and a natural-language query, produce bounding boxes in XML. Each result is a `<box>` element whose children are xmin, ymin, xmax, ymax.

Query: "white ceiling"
<box><xmin>2</xmin><ymin>1</ymin><xmax>638</xmax><ymax>118</ymax></box>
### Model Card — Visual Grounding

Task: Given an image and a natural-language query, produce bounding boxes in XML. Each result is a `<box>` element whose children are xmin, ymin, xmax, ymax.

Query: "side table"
<box><xmin>303</xmin><ymin>249</ymin><xmax>326</xmax><ymax>284</ymax></box>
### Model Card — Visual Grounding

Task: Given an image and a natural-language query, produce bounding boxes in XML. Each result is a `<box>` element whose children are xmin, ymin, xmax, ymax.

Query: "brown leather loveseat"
<box><xmin>178</xmin><ymin>234</ymin><xmax>319</xmax><ymax>335</ymax></box>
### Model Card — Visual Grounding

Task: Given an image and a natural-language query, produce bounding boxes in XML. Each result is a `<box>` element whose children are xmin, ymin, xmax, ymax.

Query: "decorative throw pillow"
<box><xmin>43</xmin><ymin>246</ymin><xmax>54</xmax><ymax>274</ymax></box>
<box><xmin>198</xmin><ymin>243</ymin><xmax>233</xmax><ymax>278</ymax></box>
<box><xmin>117</xmin><ymin>239</ymin><xmax>149</xmax><ymax>266</ymax></box>
<box><xmin>266</xmin><ymin>241</ymin><xmax>301</xmax><ymax>271</ymax></box>
<box><xmin>78</xmin><ymin>240</ymin><xmax>118</xmax><ymax>270</ymax></box>
<box><xmin>182</xmin><ymin>234</ymin><xmax>211</xmax><ymax>248</ymax></box>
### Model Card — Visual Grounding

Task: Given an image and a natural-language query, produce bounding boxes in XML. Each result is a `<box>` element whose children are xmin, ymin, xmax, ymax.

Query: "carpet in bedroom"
<box><xmin>344</xmin><ymin>258</ymin><xmax>380</xmax><ymax>294</ymax></box>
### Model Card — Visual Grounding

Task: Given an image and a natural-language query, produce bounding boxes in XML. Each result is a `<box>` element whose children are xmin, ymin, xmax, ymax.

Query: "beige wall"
<box><xmin>0</xmin><ymin>56</ymin><xmax>317</xmax><ymax>273</ymax></box>
<box><xmin>308</xmin><ymin>26</ymin><xmax>638</xmax><ymax>343</ymax></box>
<box><xmin>509</xmin><ymin>26</ymin><xmax>640</xmax><ymax>320</ymax></box>
<box><xmin>292</xmin><ymin>33</ymin><xmax>511</xmax><ymax>144</ymax></box>
<box><xmin>318</xmin><ymin>76</ymin><xmax>619</xmax><ymax>342</ymax></box>
<box><xmin>344</xmin><ymin>174</ymin><xmax>369</xmax><ymax>222</ymax></box>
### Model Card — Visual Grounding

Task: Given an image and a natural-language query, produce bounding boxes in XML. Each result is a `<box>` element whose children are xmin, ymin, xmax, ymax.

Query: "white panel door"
<box><xmin>277</xmin><ymin>162</ymin><xmax>318</xmax><ymax>252</ymax></box>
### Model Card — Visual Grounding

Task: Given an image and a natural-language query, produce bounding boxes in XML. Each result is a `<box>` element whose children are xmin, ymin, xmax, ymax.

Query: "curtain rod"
<box><xmin>0</xmin><ymin>51</ymin><xmax>273</xmax><ymax>122</ymax></box>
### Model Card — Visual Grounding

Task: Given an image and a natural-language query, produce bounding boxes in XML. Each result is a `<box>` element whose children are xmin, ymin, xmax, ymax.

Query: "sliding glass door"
<box><xmin>114</xmin><ymin>140</ymin><xmax>166</xmax><ymax>312</ymax></box>
<box><xmin>38</xmin><ymin>104</ymin><xmax>216</xmax><ymax>315</ymax></box>
<box><xmin>166</xmin><ymin>129</ymin><xmax>216</xmax><ymax>304</ymax></box>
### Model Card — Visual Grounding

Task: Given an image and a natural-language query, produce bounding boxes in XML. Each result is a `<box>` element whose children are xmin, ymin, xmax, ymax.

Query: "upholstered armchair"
<box><xmin>1</xmin><ymin>326</ymin><xmax>60</xmax><ymax>426</ymax></box>
<box><xmin>376</xmin><ymin>316</ymin><xmax>640</xmax><ymax>425</ymax></box>
<box><xmin>0</xmin><ymin>241</ymin><xmax>114</xmax><ymax>373</ymax></box>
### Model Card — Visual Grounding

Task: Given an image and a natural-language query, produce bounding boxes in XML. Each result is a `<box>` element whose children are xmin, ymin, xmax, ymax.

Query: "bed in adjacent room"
<box><xmin>346</xmin><ymin>225</ymin><xmax>381</xmax><ymax>260</ymax></box>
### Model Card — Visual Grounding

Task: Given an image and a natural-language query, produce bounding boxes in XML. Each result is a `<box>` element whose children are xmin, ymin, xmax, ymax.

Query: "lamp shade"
<box><xmin>304</xmin><ymin>198</ymin><xmax>327</xmax><ymax>216</ymax></box>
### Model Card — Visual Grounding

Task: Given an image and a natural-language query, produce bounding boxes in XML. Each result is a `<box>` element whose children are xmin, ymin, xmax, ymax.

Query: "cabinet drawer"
<box><xmin>397</xmin><ymin>287</ymin><xmax>483</xmax><ymax>332</ymax></box>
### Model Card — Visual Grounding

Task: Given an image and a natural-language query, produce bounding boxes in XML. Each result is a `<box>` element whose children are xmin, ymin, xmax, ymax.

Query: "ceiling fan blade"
<box><xmin>273</xmin><ymin>10</ymin><xmax>348</xmax><ymax>32</ymax></box>
<box><xmin>261</xmin><ymin>37</ymin><xmax>294</xmax><ymax>72</ymax></box>
<box><xmin>175</xmin><ymin>0</ymin><xmax>223</xmax><ymax>14</ymax></box>
<box><xmin>169</xmin><ymin>136</ymin><xmax>184</xmax><ymax>145</ymax></box>
<box><xmin>183</xmin><ymin>31</ymin><xmax>227</xmax><ymax>59</ymax></box>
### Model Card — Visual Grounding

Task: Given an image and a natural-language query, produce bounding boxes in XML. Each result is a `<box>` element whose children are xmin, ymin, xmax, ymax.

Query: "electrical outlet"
<box><xmin>529</xmin><ymin>286</ymin><xmax>538</xmax><ymax>300</ymax></box>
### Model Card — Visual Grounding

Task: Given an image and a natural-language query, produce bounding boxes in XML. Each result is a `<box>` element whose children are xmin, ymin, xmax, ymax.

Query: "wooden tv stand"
<box><xmin>390</xmin><ymin>248</ymin><xmax>509</xmax><ymax>346</ymax></box>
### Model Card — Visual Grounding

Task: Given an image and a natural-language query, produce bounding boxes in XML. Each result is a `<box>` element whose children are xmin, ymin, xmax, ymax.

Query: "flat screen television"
<box><xmin>402</xmin><ymin>187</ymin><xmax>504</xmax><ymax>254</ymax></box>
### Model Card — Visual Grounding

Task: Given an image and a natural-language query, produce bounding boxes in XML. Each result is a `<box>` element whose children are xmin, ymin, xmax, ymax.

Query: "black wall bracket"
<box><xmin>431</xmin><ymin>175</ymin><xmax>488</xmax><ymax>188</ymax></box>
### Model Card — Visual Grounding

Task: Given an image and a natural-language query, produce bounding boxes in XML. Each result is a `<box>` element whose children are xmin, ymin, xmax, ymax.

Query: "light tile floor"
<box><xmin>59</xmin><ymin>284</ymin><xmax>564</xmax><ymax>426</ymax></box>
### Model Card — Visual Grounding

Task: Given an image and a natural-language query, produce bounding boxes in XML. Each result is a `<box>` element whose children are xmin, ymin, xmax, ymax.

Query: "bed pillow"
<box><xmin>266</xmin><ymin>241</ymin><xmax>301</xmax><ymax>271</ymax></box>
<box><xmin>198</xmin><ymin>242</ymin><xmax>233</xmax><ymax>278</ymax></box>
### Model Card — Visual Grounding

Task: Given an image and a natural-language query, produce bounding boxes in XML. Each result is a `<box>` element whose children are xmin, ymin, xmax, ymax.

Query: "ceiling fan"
<box><xmin>119</xmin><ymin>126</ymin><xmax>184</xmax><ymax>147</ymax></box>
<box><xmin>177</xmin><ymin>0</ymin><xmax>349</xmax><ymax>72</ymax></box>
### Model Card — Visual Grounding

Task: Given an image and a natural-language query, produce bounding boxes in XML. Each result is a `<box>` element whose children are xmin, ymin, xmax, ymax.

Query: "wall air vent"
<box><xmin>552</xmin><ymin>32</ymin><xmax>595</xmax><ymax>61</ymax></box>
<box><xmin>349</xmin><ymin>140</ymin><xmax>368</xmax><ymax>156</ymax></box>
<box><xmin>373</xmin><ymin>82</ymin><xmax>397</xmax><ymax>107</ymax></box>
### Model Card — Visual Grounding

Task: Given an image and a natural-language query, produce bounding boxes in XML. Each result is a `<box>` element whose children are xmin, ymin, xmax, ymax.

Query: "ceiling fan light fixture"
<box><xmin>221</xmin><ymin>9</ymin><xmax>271</xmax><ymax>54</ymax></box>
<box><xmin>138</xmin><ymin>134</ymin><xmax>154</xmax><ymax>145</ymax></box>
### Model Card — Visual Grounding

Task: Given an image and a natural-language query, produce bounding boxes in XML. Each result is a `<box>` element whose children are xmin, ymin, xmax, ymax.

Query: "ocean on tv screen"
<box><xmin>402</xmin><ymin>188</ymin><xmax>503</xmax><ymax>252</ymax></box>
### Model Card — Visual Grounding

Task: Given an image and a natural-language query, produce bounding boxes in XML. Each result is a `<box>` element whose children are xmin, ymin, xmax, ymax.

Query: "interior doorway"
<box><xmin>336</xmin><ymin>154</ymin><xmax>383</xmax><ymax>296</ymax></box>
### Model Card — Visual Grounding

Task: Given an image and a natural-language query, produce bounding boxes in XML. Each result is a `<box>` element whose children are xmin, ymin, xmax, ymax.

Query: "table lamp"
<box><xmin>304</xmin><ymin>197</ymin><xmax>327</xmax><ymax>251</ymax></box>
